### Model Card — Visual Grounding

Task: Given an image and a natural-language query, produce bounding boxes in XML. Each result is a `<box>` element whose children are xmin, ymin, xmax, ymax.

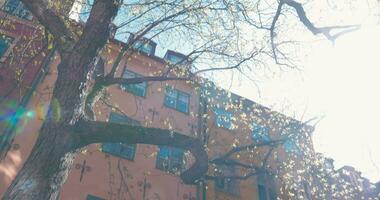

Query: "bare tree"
<box><xmin>0</xmin><ymin>0</ymin><xmax>358</xmax><ymax>199</ymax></box>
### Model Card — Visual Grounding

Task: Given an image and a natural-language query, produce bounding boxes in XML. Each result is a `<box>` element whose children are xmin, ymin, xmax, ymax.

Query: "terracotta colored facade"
<box><xmin>0</xmin><ymin>3</ymin><xmax>315</xmax><ymax>200</ymax></box>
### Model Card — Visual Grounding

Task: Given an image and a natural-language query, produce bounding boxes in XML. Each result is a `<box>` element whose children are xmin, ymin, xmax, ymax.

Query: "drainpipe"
<box><xmin>0</xmin><ymin>46</ymin><xmax>57</xmax><ymax>160</ymax></box>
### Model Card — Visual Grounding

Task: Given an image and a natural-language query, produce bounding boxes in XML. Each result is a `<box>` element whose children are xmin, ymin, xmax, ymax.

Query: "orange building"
<box><xmin>0</xmin><ymin>1</ymin><xmax>315</xmax><ymax>200</ymax></box>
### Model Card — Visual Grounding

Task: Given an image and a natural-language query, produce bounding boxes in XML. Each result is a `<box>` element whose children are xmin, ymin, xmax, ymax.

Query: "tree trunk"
<box><xmin>2</xmin><ymin>122</ymin><xmax>76</xmax><ymax>200</ymax></box>
<box><xmin>2</xmin><ymin>1</ymin><xmax>133</xmax><ymax>198</ymax></box>
<box><xmin>2</xmin><ymin>41</ymin><xmax>92</xmax><ymax>200</ymax></box>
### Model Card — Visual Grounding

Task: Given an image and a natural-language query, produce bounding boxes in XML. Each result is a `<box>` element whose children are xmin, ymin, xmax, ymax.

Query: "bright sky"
<box><xmin>225</xmin><ymin>1</ymin><xmax>380</xmax><ymax>182</ymax></box>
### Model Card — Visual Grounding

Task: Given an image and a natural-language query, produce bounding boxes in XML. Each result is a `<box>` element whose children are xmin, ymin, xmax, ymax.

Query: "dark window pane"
<box><xmin>102</xmin><ymin>143</ymin><xmax>136</xmax><ymax>160</ymax></box>
<box><xmin>102</xmin><ymin>112</ymin><xmax>138</xmax><ymax>160</ymax></box>
<box><xmin>4</xmin><ymin>0</ymin><xmax>32</xmax><ymax>20</ymax></box>
<box><xmin>215</xmin><ymin>178</ymin><xmax>225</xmax><ymax>189</ymax></box>
<box><xmin>109</xmin><ymin>112</ymin><xmax>140</xmax><ymax>126</ymax></box>
<box><xmin>164</xmin><ymin>87</ymin><xmax>189</xmax><ymax>113</ymax></box>
<box><xmin>133</xmin><ymin>40</ymin><xmax>153</xmax><ymax>55</ymax></box>
<box><xmin>121</xmin><ymin>70</ymin><xmax>147</xmax><ymax>97</ymax></box>
<box><xmin>258</xmin><ymin>185</ymin><xmax>267</xmax><ymax>200</ymax></box>
<box><xmin>164</xmin><ymin>87</ymin><xmax>177</xmax><ymax>109</ymax></box>
<box><xmin>156</xmin><ymin>146</ymin><xmax>184</xmax><ymax>173</ymax></box>
<box><xmin>177</xmin><ymin>92</ymin><xmax>189</xmax><ymax>113</ymax></box>
<box><xmin>167</xmin><ymin>54</ymin><xmax>183</xmax><ymax>65</ymax></box>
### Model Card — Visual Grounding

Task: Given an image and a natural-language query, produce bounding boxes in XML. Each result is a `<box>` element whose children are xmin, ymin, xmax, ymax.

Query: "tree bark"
<box><xmin>2</xmin><ymin>46</ymin><xmax>93</xmax><ymax>199</ymax></box>
<box><xmin>2</xmin><ymin>123</ymin><xmax>76</xmax><ymax>200</ymax></box>
<box><xmin>3</xmin><ymin>0</ymin><xmax>119</xmax><ymax>198</ymax></box>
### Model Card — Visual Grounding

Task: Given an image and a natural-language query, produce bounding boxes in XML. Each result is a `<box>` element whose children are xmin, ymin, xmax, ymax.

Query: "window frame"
<box><xmin>120</xmin><ymin>69</ymin><xmax>148</xmax><ymax>97</ymax></box>
<box><xmin>155</xmin><ymin>146</ymin><xmax>185</xmax><ymax>174</ymax></box>
<box><xmin>102</xmin><ymin>143</ymin><xmax>136</xmax><ymax>161</ymax></box>
<box><xmin>214</xmin><ymin>166</ymin><xmax>240</xmax><ymax>196</ymax></box>
<box><xmin>0</xmin><ymin>31</ymin><xmax>17</xmax><ymax>62</ymax></box>
<box><xmin>164</xmin><ymin>50</ymin><xmax>188</xmax><ymax>65</ymax></box>
<box><xmin>101</xmin><ymin>112</ymin><xmax>139</xmax><ymax>161</ymax></box>
<box><xmin>3</xmin><ymin>0</ymin><xmax>33</xmax><ymax>20</ymax></box>
<box><xmin>163</xmin><ymin>86</ymin><xmax>190</xmax><ymax>114</ymax></box>
<box><xmin>132</xmin><ymin>40</ymin><xmax>155</xmax><ymax>56</ymax></box>
<box><xmin>257</xmin><ymin>174</ymin><xmax>277</xmax><ymax>200</ymax></box>
<box><xmin>283</xmin><ymin>139</ymin><xmax>301</xmax><ymax>155</ymax></box>
<box><xmin>213</xmin><ymin>107</ymin><xmax>233</xmax><ymax>130</ymax></box>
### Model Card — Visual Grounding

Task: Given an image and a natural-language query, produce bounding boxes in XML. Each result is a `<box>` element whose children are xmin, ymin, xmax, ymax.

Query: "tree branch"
<box><xmin>205</xmin><ymin>172</ymin><xmax>261</xmax><ymax>180</ymax></box>
<box><xmin>283</xmin><ymin>0</ymin><xmax>360</xmax><ymax>42</ymax></box>
<box><xmin>73</xmin><ymin>0</ymin><xmax>120</xmax><ymax>57</ymax></box>
<box><xmin>21</xmin><ymin>0</ymin><xmax>76</xmax><ymax>49</ymax></box>
<box><xmin>269</xmin><ymin>1</ymin><xmax>284</xmax><ymax>65</ymax></box>
<box><xmin>211</xmin><ymin>158</ymin><xmax>262</xmax><ymax>171</ymax></box>
<box><xmin>211</xmin><ymin>139</ymin><xmax>285</xmax><ymax>162</ymax></box>
<box><xmin>71</xmin><ymin>120</ymin><xmax>208</xmax><ymax>184</ymax></box>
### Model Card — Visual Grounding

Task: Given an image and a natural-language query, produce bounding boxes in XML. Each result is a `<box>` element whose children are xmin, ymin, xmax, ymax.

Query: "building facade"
<box><xmin>0</xmin><ymin>1</ymin><xmax>315</xmax><ymax>200</ymax></box>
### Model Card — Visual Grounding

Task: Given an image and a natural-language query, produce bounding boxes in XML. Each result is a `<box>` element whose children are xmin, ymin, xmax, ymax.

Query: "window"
<box><xmin>0</xmin><ymin>34</ymin><xmax>14</xmax><ymax>58</ymax></box>
<box><xmin>164</xmin><ymin>87</ymin><xmax>190</xmax><ymax>113</ymax></box>
<box><xmin>166</xmin><ymin>54</ymin><xmax>183</xmax><ymax>65</ymax></box>
<box><xmin>132</xmin><ymin>40</ymin><xmax>155</xmax><ymax>56</ymax></box>
<box><xmin>258</xmin><ymin>184</ymin><xmax>267</xmax><ymax>200</ymax></box>
<box><xmin>213</xmin><ymin>108</ymin><xmax>233</xmax><ymax>129</ymax></box>
<box><xmin>102</xmin><ymin>112</ymin><xmax>139</xmax><ymax>160</ymax></box>
<box><xmin>257</xmin><ymin>175</ymin><xmax>277</xmax><ymax>200</ymax></box>
<box><xmin>109</xmin><ymin>111</ymin><xmax>140</xmax><ymax>126</ymax></box>
<box><xmin>251</xmin><ymin>123</ymin><xmax>271</xmax><ymax>143</ymax></box>
<box><xmin>86</xmin><ymin>194</ymin><xmax>104</xmax><ymax>200</ymax></box>
<box><xmin>164</xmin><ymin>50</ymin><xmax>187</xmax><ymax>65</ymax></box>
<box><xmin>102</xmin><ymin>143</ymin><xmax>136</xmax><ymax>161</ymax></box>
<box><xmin>156</xmin><ymin>146</ymin><xmax>184</xmax><ymax>174</ymax></box>
<box><xmin>3</xmin><ymin>0</ymin><xmax>32</xmax><ymax>20</ymax></box>
<box><xmin>120</xmin><ymin>69</ymin><xmax>147</xmax><ymax>97</ymax></box>
<box><xmin>214</xmin><ymin>166</ymin><xmax>240</xmax><ymax>196</ymax></box>
<box><xmin>284</xmin><ymin>140</ymin><xmax>300</xmax><ymax>154</ymax></box>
